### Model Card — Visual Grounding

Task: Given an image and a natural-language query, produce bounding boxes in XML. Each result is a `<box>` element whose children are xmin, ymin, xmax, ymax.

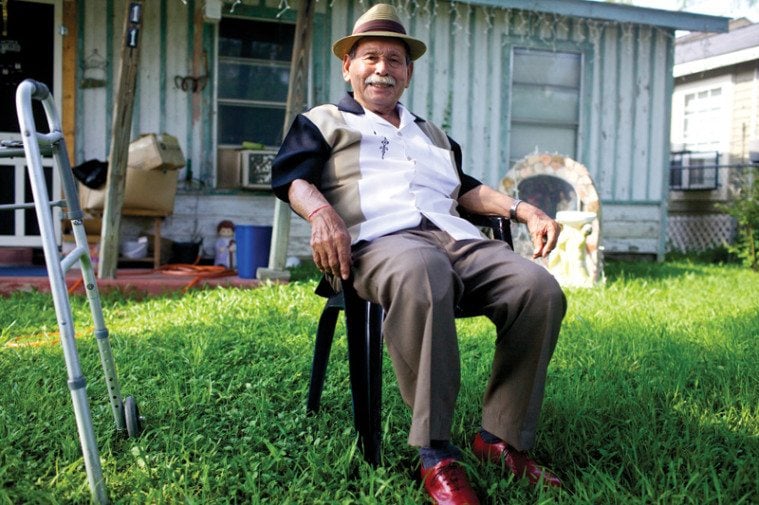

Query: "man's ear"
<box><xmin>405</xmin><ymin>61</ymin><xmax>414</xmax><ymax>88</ymax></box>
<box><xmin>342</xmin><ymin>54</ymin><xmax>352</xmax><ymax>82</ymax></box>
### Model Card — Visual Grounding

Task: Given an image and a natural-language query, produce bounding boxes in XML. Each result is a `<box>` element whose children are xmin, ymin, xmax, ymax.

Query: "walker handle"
<box><xmin>23</xmin><ymin>79</ymin><xmax>51</xmax><ymax>101</ymax></box>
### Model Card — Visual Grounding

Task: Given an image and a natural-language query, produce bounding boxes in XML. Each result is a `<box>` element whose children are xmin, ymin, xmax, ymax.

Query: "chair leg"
<box><xmin>343</xmin><ymin>281</ymin><xmax>383</xmax><ymax>466</ymax></box>
<box><xmin>307</xmin><ymin>296</ymin><xmax>342</xmax><ymax>414</ymax></box>
<box><xmin>366</xmin><ymin>301</ymin><xmax>384</xmax><ymax>465</ymax></box>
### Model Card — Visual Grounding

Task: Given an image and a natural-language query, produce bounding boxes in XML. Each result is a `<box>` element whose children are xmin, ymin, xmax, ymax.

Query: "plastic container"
<box><xmin>235</xmin><ymin>225</ymin><xmax>272</xmax><ymax>279</ymax></box>
<box><xmin>120</xmin><ymin>239</ymin><xmax>148</xmax><ymax>259</ymax></box>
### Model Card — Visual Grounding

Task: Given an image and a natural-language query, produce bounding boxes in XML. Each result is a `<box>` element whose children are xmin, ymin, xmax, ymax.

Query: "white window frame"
<box><xmin>507</xmin><ymin>46</ymin><xmax>584</xmax><ymax>166</ymax></box>
<box><xmin>671</xmin><ymin>75</ymin><xmax>733</xmax><ymax>155</ymax></box>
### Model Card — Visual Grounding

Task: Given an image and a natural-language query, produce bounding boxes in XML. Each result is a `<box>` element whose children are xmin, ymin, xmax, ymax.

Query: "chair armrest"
<box><xmin>459</xmin><ymin>210</ymin><xmax>514</xmax><ymax>248</ymax></box>
<box><xmin>316</xmin><ymin>211</ymin><xmax>516</xmax><ymax>298</ymax></box>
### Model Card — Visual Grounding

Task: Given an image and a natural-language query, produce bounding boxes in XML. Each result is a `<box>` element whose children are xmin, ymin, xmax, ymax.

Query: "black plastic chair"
<box><xmin>306</xmin><ymin>214</ymin><xmax>514</xmax><ymax>466</ymax></box>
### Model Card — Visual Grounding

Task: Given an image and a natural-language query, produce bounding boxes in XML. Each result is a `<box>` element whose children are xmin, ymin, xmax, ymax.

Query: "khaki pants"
<box><xmin>351</xmin><ymin>225</ymin><xmax>565</xmax><ymax>450</ymax></box>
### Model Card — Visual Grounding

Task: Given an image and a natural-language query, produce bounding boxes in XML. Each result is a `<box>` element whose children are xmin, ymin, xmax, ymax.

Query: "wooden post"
<box><xmin>257</xmin><ymin>0</ymin><xmax>316</xmax><ymax>281</ymax></box>
<box><xmin>62</xmin><ymin>0</ymin><xmax>77</xmax><ymax>164</ymax></box>
<box><xmin>98</xmin><ymin>1</ymin><xmax>143</xmax><ymax>279</ymax></box>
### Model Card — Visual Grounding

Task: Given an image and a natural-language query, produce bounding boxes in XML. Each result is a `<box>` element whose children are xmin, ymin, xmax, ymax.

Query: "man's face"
<box><xmin>342</xmin><ymin>37</ymin><xmax>413</xmax><ymax>114</ymax></box>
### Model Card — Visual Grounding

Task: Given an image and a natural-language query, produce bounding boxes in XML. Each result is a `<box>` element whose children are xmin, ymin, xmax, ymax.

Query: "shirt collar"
<box><xmin>337</xmin><ymin>92</ymin><xmax>426</xmax><ymax>124</ymax></box>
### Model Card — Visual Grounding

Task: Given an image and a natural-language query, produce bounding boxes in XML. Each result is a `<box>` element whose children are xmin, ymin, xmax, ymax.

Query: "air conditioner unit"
<box><xmin>749</xmin><ymin>139</ymin><xmax>759</xmax><ymax>164</ymax></box>
<box><xmin>240</xmin><ymin>149</ymin><xmax>276</xmax><ymax>190</ymax></box>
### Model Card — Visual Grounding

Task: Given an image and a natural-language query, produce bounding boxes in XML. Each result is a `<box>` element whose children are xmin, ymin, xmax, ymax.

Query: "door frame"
<box><xmin>0</xmin><ymin>0</ymin><xmax>63</xmax><ymax>247</ymax></box>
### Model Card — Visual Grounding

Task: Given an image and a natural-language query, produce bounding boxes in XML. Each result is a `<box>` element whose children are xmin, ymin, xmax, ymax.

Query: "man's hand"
<box><xmin>288</xmin><ymin>179</ymin><xmax>353</xmax><ymax>280</ymax></box>
<box><xmin>525</xmin><ymin>210</ymin><xmax>561</xmax><ymax>259</ymax></box>
<box><xmin>457</xmin><ymin>184</ymin><xmax>561</xmax><ymax>259</ymax></box>
<box><xmin>309</xmin><ymin>205</ymin><xmax>352</xmax><ymax>280</ymax></box>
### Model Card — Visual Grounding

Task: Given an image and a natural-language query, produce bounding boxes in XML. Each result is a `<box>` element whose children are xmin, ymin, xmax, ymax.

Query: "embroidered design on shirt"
<box><xmin>379</xmin><ymin>137</ymin><xmax>390</xmax><ymax>159</ymax></box>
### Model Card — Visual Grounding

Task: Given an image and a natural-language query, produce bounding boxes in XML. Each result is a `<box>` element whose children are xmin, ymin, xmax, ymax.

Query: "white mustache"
<box><xmin>365</xmin><ymin>75</ymin><xmax>396</xmax><ymax>86</ymax></box>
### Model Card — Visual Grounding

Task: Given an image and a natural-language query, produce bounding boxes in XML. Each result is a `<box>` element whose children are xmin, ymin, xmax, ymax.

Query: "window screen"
<box><xmin>217</xmin><ymin>18</ymin><xmax>295</xmax><ymax>147</ymax></box>
<box><xmin>509</xmin><ymin>48</ymin><xmax>581</xmax><ymax>165</ymax></box>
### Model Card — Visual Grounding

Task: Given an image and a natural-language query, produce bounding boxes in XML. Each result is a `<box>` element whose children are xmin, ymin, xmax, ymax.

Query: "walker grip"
<box><xmin>23</xmin><ymin>79</ymin><xmax>50</xmax><ymax>100</ymax></box>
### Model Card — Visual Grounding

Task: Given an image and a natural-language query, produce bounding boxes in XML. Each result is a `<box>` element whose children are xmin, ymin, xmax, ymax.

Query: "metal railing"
<box><xmin>670</xmin><ymin>150</ymin><xmax>756</xmax><ymax>191</ymax></box>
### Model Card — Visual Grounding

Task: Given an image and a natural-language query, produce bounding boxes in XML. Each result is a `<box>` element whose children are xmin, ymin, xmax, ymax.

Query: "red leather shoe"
<box><xmin>472</xmin><ymin>433</ymin><xmax>562</xmax><ymax>488</ymax></box>
<box><xmin>420</xmin><ymin>458</ymin><xmax>480</xmax><ymax>505</ymax></box>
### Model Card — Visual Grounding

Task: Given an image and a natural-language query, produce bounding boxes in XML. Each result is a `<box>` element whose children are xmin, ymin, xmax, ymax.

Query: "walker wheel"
<box><xmin>124</xmin><ymin>396</ymin><xmax>143</xmax><ymax>438</ymax></box>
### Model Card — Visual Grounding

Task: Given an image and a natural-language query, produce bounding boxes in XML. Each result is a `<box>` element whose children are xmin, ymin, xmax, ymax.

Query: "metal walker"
<box><xmin>0</xmin><ymin>79</ymin><xmax>142</xmax><ymax>504</ymax></box>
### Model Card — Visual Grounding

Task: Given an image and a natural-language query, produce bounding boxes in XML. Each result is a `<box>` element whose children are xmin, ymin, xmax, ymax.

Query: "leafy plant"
<box><xmin>720</xmin><ymin>166</ymin><xmax>759</xmax><ymax>270</ymax></box>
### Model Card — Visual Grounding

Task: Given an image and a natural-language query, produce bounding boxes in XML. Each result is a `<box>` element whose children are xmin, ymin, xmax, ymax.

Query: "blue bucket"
<box><xmin>235</xmin><ymin>225</ymin><xmax>272</xmax><ymax>279</ymax></box>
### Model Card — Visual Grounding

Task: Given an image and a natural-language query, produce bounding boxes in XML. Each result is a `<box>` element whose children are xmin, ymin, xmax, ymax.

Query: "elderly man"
<box><xmin>272</xmin><ymin>4</ymin><xmax>565</xmax><ymax>504</ymax></box>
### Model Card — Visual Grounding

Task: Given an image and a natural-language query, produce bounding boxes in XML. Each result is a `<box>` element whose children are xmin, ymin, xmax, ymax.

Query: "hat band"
<box><xmin>354</xmin><ymin>19</ymin><xmax>407</xmax><ymax>35</ymax></box>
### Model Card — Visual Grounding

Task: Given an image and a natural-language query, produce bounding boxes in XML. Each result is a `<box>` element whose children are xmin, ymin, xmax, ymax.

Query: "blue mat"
<box><xmin>0</xmin><ymin>266</ymin><xmax>48</xmax><ymax>277</ymax></box>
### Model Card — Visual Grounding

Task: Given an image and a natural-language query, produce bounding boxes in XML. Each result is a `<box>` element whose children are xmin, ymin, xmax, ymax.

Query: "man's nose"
<box><xmin>374</xmin><ymin>58</ymin><xmax>389</xmax><ymax>74</ymax></box>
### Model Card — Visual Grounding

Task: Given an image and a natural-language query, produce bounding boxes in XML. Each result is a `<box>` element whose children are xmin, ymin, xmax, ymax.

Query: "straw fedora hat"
<box><xmin>332</xmin><ymin>3</ymin><xmax>427</xmax><ymax>61</ymax></box>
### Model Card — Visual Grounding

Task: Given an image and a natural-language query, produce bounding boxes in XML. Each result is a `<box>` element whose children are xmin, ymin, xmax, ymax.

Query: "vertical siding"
<box><xmin>74</xmin><ymin>0</ymin><xmax>676</xmax><ymax>258</ymax></box>
<box><xmin>585</xmin><ymin>21</ymin><xmax>602</xmax><ymax>196</ymax></box>
<box><xmin>318</xmin><ymin>1</ymin><xmax>674</xmax><ymax>256</ymax></box>
<box><xmin>648</xmin><ymin>30</ymin><xmax>671</xmax><ymax>204</ymax></box>
<box><xmin>731</xmin><ymin>65</ymin><xmax>759</xmax><ymax>161</ymax></box>
<box><xmin>598</xmin><ymin>25</ymin><xmax>618</xmax><ymax>201</ymax></box>
<box><xmin>77</xmin><ymin>0</ymin><xmax>108</xmax><ymax>162</ymax></box>
<box><xmin>634</xmin><ymin>26</ymin><xmax>652</xmax><ymax>201</ymax></box>
<box><xmin>134</xmin><ymin>0</ymin><xmax>161</xmax><ymax>136</ymax></box>
<box><xmin>77</xmin><ymin>0</ymin><xmax>201</xmax><ymax>181</ymax></box>
<box><xmin>615</xmin><ymin>25</ymin><xmax>634</xmax><ymax>201</ymax></box>
<box><xmin>165</xmin><ymin>0</ymin><xmax>191</xmax><ymax>173</ymax></box>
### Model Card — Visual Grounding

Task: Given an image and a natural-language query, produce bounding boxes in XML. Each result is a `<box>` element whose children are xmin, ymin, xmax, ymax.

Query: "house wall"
<box><xmin>74</xmin><ymin>0</ymin><xmax>675</xmax><ymax>260</ymax></box>
<box><xmin>669</xmin><ymin>59</ymin><xmax>759</xmax><ymax>217</ymax></box>
<box><xmin>731</xmin><ymin>61</ymin><xmax>759</xmax><ymax>162</ymax></box>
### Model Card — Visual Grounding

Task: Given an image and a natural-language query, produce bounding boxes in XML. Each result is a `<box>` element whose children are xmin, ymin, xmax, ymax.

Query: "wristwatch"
<box><xmin>509</xmin><ymin>198</ymin><xmax>522</xmax><ymax>221</ymax></box>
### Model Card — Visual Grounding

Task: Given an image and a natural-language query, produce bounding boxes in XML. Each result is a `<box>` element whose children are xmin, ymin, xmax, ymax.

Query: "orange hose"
<box><xmin>156</xmin><ymin>264</ymin><xmax>236</xmax><ymax>277</ymax></box>
<box><xmin>67</xmin><ymin>277</ymin><xmax>84</xmax><ymax>294</ymax></box>
<box><xmin>156</xmin><ymin>264</ymin><xmax>238</xmax><ymax>293</ymax></box>
<box><xmin>65</xmin><ymin>264</ymin><xmax>239</xmax><ymax>296</ymax></box>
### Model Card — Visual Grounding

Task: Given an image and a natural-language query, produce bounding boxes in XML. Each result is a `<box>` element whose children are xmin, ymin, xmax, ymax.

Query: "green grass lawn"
<box><xmin>0</xmin><ymin>260</ymin><xmax>757</xmax><ymax>504</ymax></box>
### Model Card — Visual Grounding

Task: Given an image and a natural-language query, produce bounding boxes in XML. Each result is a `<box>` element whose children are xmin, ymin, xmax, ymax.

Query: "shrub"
<box><xmin>720</xmin><ymin>166</ymin><xmax>759</xmax><ymax>270</ymax></box>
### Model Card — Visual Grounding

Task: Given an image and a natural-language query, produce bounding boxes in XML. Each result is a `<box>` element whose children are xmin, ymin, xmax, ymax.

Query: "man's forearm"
<box><xmin>458</xmin><ymin>185</ymin><xmax>515</xmax><ymax>220</ymax></box>
<box><xmin>288</xmin><ymin>179</ymin><xmax>332</xmax><ymax>222</ymax></box>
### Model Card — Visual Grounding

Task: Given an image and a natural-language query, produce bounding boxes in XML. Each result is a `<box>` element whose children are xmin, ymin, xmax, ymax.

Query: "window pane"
<box><xmin>681</xmin><ymin>85</ymin><xmax>725</xmax><ymax>151</ymax></box>
<box><xmin>219</xmin><ymin>18</ymin><xmax>294</xmax><ymax>61</ymax></box>
<box><xmin>218</xmin><ymin>105</ymin><xmax>286</xmax><ymax>146</ymax></box>
<box><xmin>0</xmin><ymin>164</ymin><xmax>14</xmax><ymax>235</ymax></box>
<box><xmin>512</xmin><ymin>49</ymin><xmax>580</xmax><ymax>88</ymax></box>
<box><xmin>510</xmin><ymin>124</ymin><xmax>577</xmax><ymax>163</ymax></box>
<box><xmin>217</xmin><ymin>16</ymin><xmax>297</xmax><ymax>153</ymax></box>
<box><xmin>218</xmin><ymin>61</ymin><xmax>290</xmax><ymax>102</ymax></box>
<box><xmin>509</xmin><ymin>48</ymin><xmax>581</xmax><ymax>162</ymax></box>
<box><xmin>511</xmin><ymin>83</ymin><xmax>578</xmax><ymax>124</ymax></box>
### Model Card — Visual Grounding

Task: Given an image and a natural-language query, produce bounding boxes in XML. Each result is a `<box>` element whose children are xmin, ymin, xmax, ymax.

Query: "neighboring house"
<box><xmin>668</xmin><ymin>18</ymin><xmax>759</xmax><ymax>252</ymax></box>
<box><xmin>0</xmin><ymin>0</ymin><xmax>728</xmax><ymax>261</ymax></box>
